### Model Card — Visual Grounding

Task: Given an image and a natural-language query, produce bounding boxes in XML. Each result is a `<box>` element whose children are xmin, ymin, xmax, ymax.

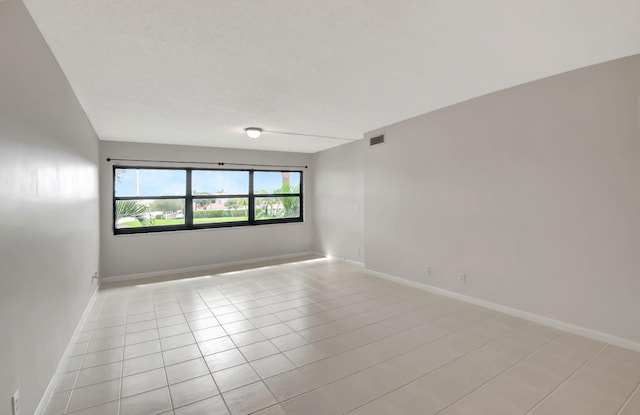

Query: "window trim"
<box><xmin>112</xmin><ymin>166</ymin><xmax>303</xmax><ymax>235</ymax></box>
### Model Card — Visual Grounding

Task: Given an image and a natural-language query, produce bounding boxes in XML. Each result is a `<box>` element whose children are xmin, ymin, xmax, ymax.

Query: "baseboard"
<box><xmin>366</xmin><ymin>268</ymin><xmax>640</xmax><ymax>353</ymax></box>
<box><xmin>35</xmin><ymin>286</ymin><xmax>99</xmax><ymax>415</ymax></box>
<box><xmin>313</xmin><ymin>251</ymin><xmax>364</xmax><ymax>267</ymax></box>
<box><xmin>340</xmin><ymin>258</ymin><xmax>365</xmax><ymax>268</ymax></box>
<box><xmin>100</xmin><ymin>251</ymin><xmax>319</xmax><ymax>283</ymax></box>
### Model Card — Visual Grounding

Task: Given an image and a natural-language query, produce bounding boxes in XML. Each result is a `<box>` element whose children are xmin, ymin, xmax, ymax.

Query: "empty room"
<box><xmin>2</xmin><ymin>0</ymin><xmax>640</xmax><ymax>414</ymax></box>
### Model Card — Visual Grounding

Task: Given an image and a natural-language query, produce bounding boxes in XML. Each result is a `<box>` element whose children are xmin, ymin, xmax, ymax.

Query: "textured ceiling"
<box><xmin>24</xmin><ymin>0</ymin><xmax>640</xmax><ymax>153</ymax></box>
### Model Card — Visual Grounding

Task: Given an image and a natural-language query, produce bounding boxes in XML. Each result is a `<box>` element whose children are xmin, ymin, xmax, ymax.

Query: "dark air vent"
<box><xmin>369</xmin><ymin>134</ymin><xmax>385</xmax><ymax>146</ymax></box>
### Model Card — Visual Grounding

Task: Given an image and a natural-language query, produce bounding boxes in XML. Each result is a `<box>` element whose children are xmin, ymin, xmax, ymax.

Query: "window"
<box><xmin>113</xmin><ymin>167</ymin><xmax>303</xmax><ymax>234</ymax></box>
<box><xmin>254</xmin><ymin>171</ymin><xmax>301</xmax><ymax>220</ymax></box>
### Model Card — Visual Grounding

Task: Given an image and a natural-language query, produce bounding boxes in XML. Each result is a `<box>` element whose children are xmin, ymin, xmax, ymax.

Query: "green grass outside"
<box><xmin>195</xmin><ymin>217</ymin><xmax>247</xmax><ymax>224</ymax></box>
<box><xmin>120</xmin><ymin>216</ymin><xmax>249</xmax><ymax>228</ymax></box>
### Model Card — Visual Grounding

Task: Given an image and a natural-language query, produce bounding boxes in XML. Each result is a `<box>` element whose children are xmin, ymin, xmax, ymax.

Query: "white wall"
<box><xmin>311</xmin><ymin>140</ymin><xmax>365</xmax><ymax>262</ymax></box>
<box><xmin>0</xmin><ymin>1</ymin><xmax>100</xmax><ymax>413</ymax></box>
<box><xmin>361</xmin><ymin>55</ymin><xmax>640</xmax><ymax>344</ymax></box>
<box><xmin>99</xmin><ymin>141</ymin><xmax>313</xmax><ymax>277</ymax></box>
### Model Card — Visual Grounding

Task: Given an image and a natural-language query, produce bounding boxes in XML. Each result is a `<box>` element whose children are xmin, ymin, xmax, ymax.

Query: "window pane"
<box><xmin>255</xmin><ymin>196</ymin><xmax>300</xmax><ymax>220</ymax></box>
<box><xmin>192</xmin><ymin>170</ymin><xmax>249</xmax><ymax>195</ymax></box>
<box><xmin>253</xmin><ymin>172</ymin><xmax>300</xmax><ymax>194</ymax></box>
<box><xmin>115</xmin><ymin>199</ymin><xmax>185</xmax><ymax>229</ymax></box>
<box><xmin>193</xmin><ymin>197</ymin><xmax>249</xmax><ymax>224</ymax></box>
<box><xmin>115</xmin><ymin>168</ymin><xmax>186</xmax><ymax>197</ymax></box>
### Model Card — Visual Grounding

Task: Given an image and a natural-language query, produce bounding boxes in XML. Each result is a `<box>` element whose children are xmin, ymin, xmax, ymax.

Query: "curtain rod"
<box><xmin>106</xmin><ymin>157</ymin><xmax>308</xmax><ymax>169</ymax></box>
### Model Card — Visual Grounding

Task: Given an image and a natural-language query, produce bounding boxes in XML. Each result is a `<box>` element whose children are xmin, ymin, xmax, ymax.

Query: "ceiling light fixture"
<box><xmin>245</xmin><ymin>127</ymin><xmax>262</xmax><ymax>139</ymax></box>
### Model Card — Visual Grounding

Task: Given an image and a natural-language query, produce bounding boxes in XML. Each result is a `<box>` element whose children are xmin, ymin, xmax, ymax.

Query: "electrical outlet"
<box><xmin>458</xmin><ymin>273</ymin><xmax>466</xmax><ymax>283</ymax></box>
<box><xmin>12</xmin><ymin>389</ymin><xmax>21</xmax><ymax>415</ymax></box>
<box><xmin>425</xmin><ymin>266</ymin><xmax>431</xmax><ymax>275</ymax></box>
<box><xmin>92</xmin><ymin>271</ymin><xmax>99</xmax><ymax>281</ymax></box>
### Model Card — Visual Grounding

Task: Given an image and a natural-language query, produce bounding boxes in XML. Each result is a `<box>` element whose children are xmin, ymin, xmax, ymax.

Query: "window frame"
<box><xmin>112</xmin><ymin>166</ymin><xmax>303</xmax><ymax>235</ymax></box>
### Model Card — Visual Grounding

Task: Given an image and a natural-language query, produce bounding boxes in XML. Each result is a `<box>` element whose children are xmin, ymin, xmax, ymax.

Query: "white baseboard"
<box><xmin>100</xmin><ymin>251</ymin><xmax>319</xmax><ymax>283</ymax></box>
<box><xmin>366</xmin><ymin>268</ymin><xmax>640</xmax><ymax>353</ymax></box>
<box><xmin>341</xmin><ymin>258</ymin><xmax>365</xmax><ymax>268</ymax></box>
<box><xmin>313</xmin><ymin>251</ymin><xmax>364</xmax><ymax>268</ymax></box>
<box><xmin>35</xmin><ymin>286</ymin><xmax>99</xmax><ymax>415</ymax></box>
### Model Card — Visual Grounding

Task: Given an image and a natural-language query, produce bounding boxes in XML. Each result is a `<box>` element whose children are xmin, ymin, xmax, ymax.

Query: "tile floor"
<box><xmin>44</xmin><ymin>258</ymin><xmax>640</xmax><ymax>415</ymax></box>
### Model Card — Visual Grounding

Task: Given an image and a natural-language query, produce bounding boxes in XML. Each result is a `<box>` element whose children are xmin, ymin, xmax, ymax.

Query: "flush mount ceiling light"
<box><xmin>245</xmin><ymin>127</ymin><xmax>262</xmax><ymax>139</ymax></box>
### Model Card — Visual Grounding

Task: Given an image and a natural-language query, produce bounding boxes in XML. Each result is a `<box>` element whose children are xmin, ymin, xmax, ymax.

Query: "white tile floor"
<box><xmin>44</xmin><ymin>258</ymin><xmax>640</xmax><ymax>415</ymax></box>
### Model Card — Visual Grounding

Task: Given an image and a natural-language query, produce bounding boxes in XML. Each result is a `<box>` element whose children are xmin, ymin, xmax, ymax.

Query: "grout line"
<box><xmin>289</xmin><ymin>297</ymin><xmax>446</xmax><ymax>352</ymax></box>
<box><xmin>64</xmin><ymin>399</ymin><xmax>121</xmax><ymax>415</ymax></box>
<box><xmin>285</xmin><ymin>283</ymin><xmax>433</xmax><ymax>334</ymax></box>
<box><xmin>232</xmin><ymin>283</ymin><xmax>438</xmax><ymax>402</ymax></box>
<box><xmin>195</xmin><ymin>268</ymin><xmax>475</xmax><ymax>404</ymax></box>
<box><xmin>58</xmin><ymin>368</ymin><xmax>80</xmax><ymax>413</ymax></box>
<box><xmin>192</xmin><ymin>280</ymin><xmax>237</xmax><ymax>415</ymax></box>
<box><xmin>248</xmin><ymin>403</ymin><xmax>282</xmax><ymax>414</ymax></box>
<box><xmin>617</xmin><ymin>380</ymin><xmax>640</xmax><ymax>415</ymax></box>
<box><xmin>273</xmin><ymin>341</ymin><xmax>299</xmax><ymax>377</ymax></box>
<box><xmin>336</xmin><ymin>316</ymin><xmax>533</xmax><ymax>415</ymax></box>
<box><xmin>64</xmin><ymin>297</ymin><xmax>103</xmax><ymax>414</ymax></box>
<box><xmin>283</xmin><ymin>302</ymin><xmax>454</xmax><ymax>369</ymax></box>
<box><xmin>431</xmin><ymin>330</ymin><xmax>565</xmax><ymax>414</ymax></box>
<box><xmin>206</xmin><ymin>269</ymin><xmax>378</xmax><ymax>390</ymax></box>
<box><xmin>116</xmin><ymin>292</ymin><xmax>131</xmax><ymax>415</ymax></box>
<box><xmin>152</xmin><ymin>291</ymin><xmax>176</xmax><ymax>413</ymax></box>
<box><xmin>524</xmin><ymin>342</ymin><xmax>608</xmax><ymax>414</ymax></box>
<box><xmin>273</xmin><ymin>310</ymin><xmax>501</xmax><ymax>406</ymax></box>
